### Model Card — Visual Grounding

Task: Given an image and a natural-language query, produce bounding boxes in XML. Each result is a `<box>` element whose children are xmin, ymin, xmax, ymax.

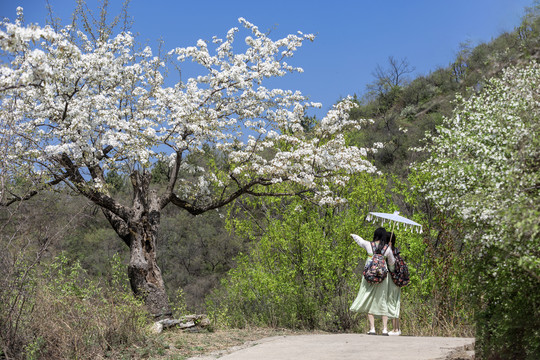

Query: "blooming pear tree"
<box><xmin>0</xmin><ymin>9</ymin><xmax>379</xmax><ymax>317</ymax></box>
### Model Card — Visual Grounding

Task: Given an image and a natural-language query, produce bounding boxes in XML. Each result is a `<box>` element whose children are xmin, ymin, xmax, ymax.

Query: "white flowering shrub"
<box><xmin>399</xmin><ymin>104</ymin><xmax>417</xmax><ymax>118</ymax></box>
<box><xmin>418</xmin><ymin>62</ymin><xmax>539</xmax><ymax>247</ymax></box>
<box><xmin>416</xmin><ymin>62</ymin><xmax>540</xmax><ymax>358</ymax></box>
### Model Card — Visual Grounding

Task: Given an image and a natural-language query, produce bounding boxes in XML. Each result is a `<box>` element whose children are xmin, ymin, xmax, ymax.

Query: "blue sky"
<box><xmin>1</xmin><ymin>0</ymin><xmax>534</xmax><ymax>118</ymax></box>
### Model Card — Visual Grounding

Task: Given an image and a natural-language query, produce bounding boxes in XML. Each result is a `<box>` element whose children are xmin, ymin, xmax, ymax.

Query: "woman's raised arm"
<box><xmin>351</xmin><ymin>234</ymin><xmax>372</xmax><ymax>254</ymax></box>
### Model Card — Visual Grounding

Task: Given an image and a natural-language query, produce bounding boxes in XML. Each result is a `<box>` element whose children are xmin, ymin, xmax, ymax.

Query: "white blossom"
<box><xmin>0</xmin><ymin>10</ymin><xmax>379</xmax><ymax>207</ymax></box>
<box><xmin>416</xmin><ymin>62</ymin><xmax>540</xmax><ymax>248</ymax></box>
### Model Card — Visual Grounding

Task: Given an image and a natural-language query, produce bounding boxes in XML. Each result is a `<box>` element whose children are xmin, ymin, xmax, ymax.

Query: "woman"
<box><xmin>350</xmin><ymin>227</ymin><xmax>395</xmax><ymax>335</ymax></box>
<box><xmin>386</xmin><ymin>232</ymin><xmax>401</xmax><ymax>336</ymax></box>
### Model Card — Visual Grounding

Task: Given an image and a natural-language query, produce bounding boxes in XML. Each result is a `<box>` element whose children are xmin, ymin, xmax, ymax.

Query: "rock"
<box><xmin>445</xmin><ymin>344</ymin><xmax>475</xmax><ymax>360</ymax></box>
<box><xmin>178</xmin><ymin>320</ymin><xmax>196</xmax><ymax>329</ymax></box>
<box><xmin>151</xmin><ymin>314</ymin><xmax>210</xmax><ymax>334</ymax></box>
<box><xmin>150</xmin><ymin>321</ymin><xmax>163</xmax><ymax>334</ymax></box>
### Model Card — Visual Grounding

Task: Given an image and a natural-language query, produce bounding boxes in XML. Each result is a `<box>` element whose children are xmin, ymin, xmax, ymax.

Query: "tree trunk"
<box><xmin>127</xmin><ymin>219</ymin><xmax>172</xmax><ymax>319</ymax></box>
<box><xmin>104</xmin><ymin>171</ymin><xmax>173</xmax><ymax>319</ymax></box>
<box><xmin>130</xmin><ymin>173</ymin><xmax>173</xmax><ymax>319</ymax></box>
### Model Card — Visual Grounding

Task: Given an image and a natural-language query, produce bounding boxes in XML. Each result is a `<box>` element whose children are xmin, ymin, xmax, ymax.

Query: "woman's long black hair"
<box><xmin>373</xmin><ymin>227</ymin><xmax>388</xmax><ymax>254</ymax></box>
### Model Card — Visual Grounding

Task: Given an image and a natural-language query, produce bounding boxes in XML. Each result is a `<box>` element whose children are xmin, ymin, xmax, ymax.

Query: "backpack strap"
<box><xmin>381</xmin><ymin>244</ymin><xmax>389</xmax><ymax>256</ymax></box>
<box><xmin>370</xmin><ymin>241</ymin><xmax>377</xmax><ymax>254</ymax></box>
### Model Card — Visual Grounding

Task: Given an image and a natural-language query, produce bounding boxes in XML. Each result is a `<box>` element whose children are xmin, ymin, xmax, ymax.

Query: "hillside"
<box><xmin>349</xmin><ymin>5</ymin><xmax>540</xmax><ymax>176</ymax></box>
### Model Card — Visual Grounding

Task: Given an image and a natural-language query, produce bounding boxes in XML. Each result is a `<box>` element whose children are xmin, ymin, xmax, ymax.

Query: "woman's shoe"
<box><xmin>388</xmin><ymin>330</ymin><xmax>401</xmax><ymax>336</ymax></box>
<box><xmin>382</xmin><ymin>329</ymin><xmax>389</xmax><ymax>336</ymax></box>
<box><xmin>367</xmin><ymin>330</ymin><xmax>376</xmax><ymax>335</ymax></box>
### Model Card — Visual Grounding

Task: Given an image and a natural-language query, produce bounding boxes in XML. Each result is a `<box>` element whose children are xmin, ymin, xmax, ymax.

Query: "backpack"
<box><xmin>362</xmin><ymin>242</ymin><xmax>389</xmax><ymax>284</ymax></box>
<box><xmin>390</xmin><ymin>248</ymin><xmax>410</xmax><ymax>287</ymax></box>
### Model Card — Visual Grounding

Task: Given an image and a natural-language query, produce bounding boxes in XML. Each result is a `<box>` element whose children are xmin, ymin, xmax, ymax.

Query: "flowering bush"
<box><xmin>416</xmin><ymin>62</ymin><xmax>540</xmax><ymax>359</ymax></box>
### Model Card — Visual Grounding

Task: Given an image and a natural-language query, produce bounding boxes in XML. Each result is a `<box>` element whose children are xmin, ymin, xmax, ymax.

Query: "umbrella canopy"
<box><xmin>366</xmin><ymin>211</ymin><xmax>423</xmax><ymax>233</ymax></box>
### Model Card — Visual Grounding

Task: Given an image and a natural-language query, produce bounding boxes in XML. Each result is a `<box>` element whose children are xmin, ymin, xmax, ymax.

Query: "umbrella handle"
<box><xmin>389</xmin><ymin>221</ymin><xmax>395</xmax><ymax>246</ymax></box>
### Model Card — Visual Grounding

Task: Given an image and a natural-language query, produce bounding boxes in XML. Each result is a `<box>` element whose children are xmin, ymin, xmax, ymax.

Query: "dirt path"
<box><xmin>188</xmin><ymin>333</ymin><xmax>474</xmax><ymax>360</ymax></box>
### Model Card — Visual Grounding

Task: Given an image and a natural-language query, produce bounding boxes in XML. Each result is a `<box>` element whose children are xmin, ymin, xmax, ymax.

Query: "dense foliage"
<box><xmin>208</xmin><ymin>175</ymin><xmax>391</xmax><ymax>330</ymax></box>
<box><xmin>207</xmin><ymin>173</ymin><xmax>473</xmax><ymax>336</ymax></box>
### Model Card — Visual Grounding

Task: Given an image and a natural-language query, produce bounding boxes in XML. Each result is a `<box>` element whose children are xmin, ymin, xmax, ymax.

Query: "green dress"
<box><xmin>349</xmin><ymin>256</ymin><xmax>393</xmax><ymax>318</ymax></box>
<box><xmin>386</xmin><ymin>264</ymin><xmax>401</xmax><ymax>319</ymax></box>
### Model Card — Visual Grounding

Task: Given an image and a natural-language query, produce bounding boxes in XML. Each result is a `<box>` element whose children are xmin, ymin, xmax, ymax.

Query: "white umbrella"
<box><xmin>366</xmin><ymin>211</ymin><xmax>423</xmax><ymax>234</ymax></box>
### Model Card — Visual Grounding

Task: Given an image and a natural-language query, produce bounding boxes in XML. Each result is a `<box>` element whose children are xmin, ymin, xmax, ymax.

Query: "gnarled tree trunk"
<box><xmin>126</xmin><ymin>219</ymin><xmax>171</xmax><ymax>319</ymax></box>
<box><xmin>104</xmin><ymin>171</ymin><xmax>173</xmax><ymax>319</ymax></box>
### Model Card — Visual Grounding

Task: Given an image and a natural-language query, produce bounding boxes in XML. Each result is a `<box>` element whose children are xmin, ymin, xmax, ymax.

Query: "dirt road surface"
<box><xmin>189</xmin><ymin>333</ymin><xmax>474</xmax><ymax>360</ymax></box>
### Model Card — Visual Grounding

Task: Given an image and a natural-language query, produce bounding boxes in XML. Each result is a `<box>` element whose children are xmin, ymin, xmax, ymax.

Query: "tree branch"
<box><xmin>168</xmin><ymin>175</ymin><xmax>311</xmax><ymax>215</ymax></box>
<box><xmin>160</xmin><ymin>150</ymin><xmax>183</xmax><ymax>209</ymax></box>
<box><xmin>0</xmin><ymin>175</ymin><xmax>66</xmax><ymax>206</ymax></box>
<box><xmin>57</xmin><ymin>153</ymin><xmax>132</xmax><ymax>221</ymax></box>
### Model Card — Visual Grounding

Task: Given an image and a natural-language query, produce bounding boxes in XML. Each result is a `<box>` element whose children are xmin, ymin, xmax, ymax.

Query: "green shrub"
<box><xmin>207</xmin><ymin>173</ymin><xmax>473</xmax><ymax>335</ymax></box>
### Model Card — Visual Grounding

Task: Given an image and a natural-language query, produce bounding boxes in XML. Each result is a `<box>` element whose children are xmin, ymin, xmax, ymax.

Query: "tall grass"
<box><xmin>0</xmin><ymin>252</ymin><xmax>151</xmax><ymax>359</ymax></box>
<box><xmin>399</xmin><ymin>294</ymin><xmax>474</xmax><ymax>337</ymax></box>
